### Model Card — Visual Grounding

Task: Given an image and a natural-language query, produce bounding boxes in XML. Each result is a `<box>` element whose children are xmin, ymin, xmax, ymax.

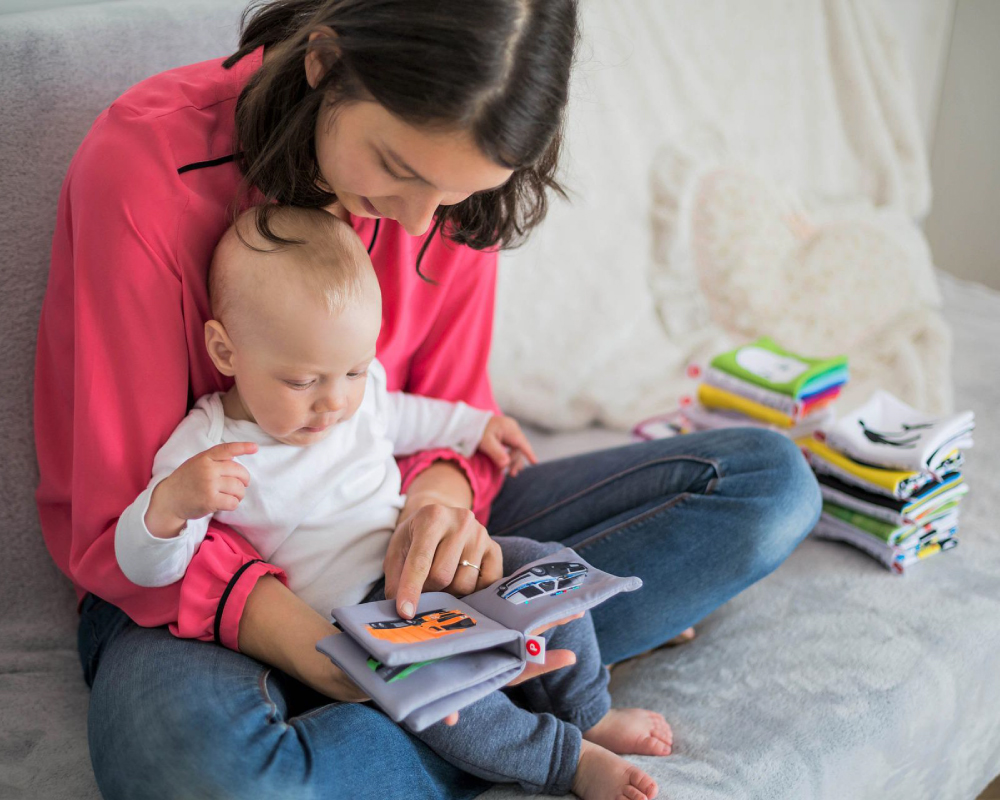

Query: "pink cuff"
<box><xmin>169</xmin><ymin>527</ymin><xmax>288</xmax><ymax>651</ymax></box>
<box><xmin>397</xmin><ymin>448</ymin><xmax>505</xmax><ymax>525</ymax></box>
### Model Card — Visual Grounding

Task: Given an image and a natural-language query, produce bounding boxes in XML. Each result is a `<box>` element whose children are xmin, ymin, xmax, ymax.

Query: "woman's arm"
<box><xmin>34</xmin><ymin>104</ymin><xmax>284</xmax><ymax>652</ymax></box>
<box><xmin>238</xmin><ymin>574</ymin><xmax>368</xmax><ymax>701</ymax></box>
<box><xmin>394</xmin><ymin>244</ymin><xmax>506</xmax><ymax>521</ymax></box>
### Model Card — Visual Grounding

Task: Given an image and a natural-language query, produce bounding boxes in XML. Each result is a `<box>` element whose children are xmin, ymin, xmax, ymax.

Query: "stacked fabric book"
<box><xmin>798</xmin><ymin>390</ymin><xmax>975</xmax><ymax>574</ymax></box>
<box><xmin>634</xmin><ymin>337</ymin><xmax>849</xmax><ymax>441</ymax></box>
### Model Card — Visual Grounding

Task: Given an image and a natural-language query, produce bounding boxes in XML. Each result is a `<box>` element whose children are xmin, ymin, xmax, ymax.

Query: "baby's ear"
<box><xmin>204</xmin><ymin>320</ymin><xmax>236</xmax><ymax>376</ymax></box>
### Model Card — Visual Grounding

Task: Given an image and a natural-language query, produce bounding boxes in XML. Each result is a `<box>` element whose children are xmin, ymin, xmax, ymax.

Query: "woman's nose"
<box><xmin>398</xmin><ymin>187</ymin><xmax>448</xmax><ymax>237</ymax></box>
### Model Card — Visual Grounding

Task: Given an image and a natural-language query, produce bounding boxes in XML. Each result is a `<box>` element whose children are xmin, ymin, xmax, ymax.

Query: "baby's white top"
<box><xmin>114</xmin><ymin>359</ymin><xmax>494</xmax><ymax>617</ymax></box>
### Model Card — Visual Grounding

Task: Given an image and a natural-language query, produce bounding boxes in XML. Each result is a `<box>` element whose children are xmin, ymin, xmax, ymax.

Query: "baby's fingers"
<box><xmin>219</xmin><ymin>459</ymin><xmax>252</xmax><ymax>487</ymax></box>
<box><xmin>501</xmin><ymin>424</ymin><xmax>538</xmax><ymax>466</ymax></box>
<box><xmin>477</xmin><ymin>435</ymin><xmax>511</xmax><ymax>470</ymax></box>
<box><xmin>206</xmin><ymin>441</ymin><xmax>258</xmax><ymax>461</ymax></box>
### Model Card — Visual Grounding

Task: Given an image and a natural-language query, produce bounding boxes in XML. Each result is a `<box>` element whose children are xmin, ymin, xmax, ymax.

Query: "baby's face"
<box><xmin>231</xmin><ymin>290</ymin><xmax>381</xmax><ymax>447</ymax></box>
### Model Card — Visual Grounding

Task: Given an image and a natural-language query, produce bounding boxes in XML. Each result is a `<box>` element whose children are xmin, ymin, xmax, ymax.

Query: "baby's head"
<box><xmin>205</xmin><ymin>205</ymin><xmax>381</xmax><ymax>447</ymax></box>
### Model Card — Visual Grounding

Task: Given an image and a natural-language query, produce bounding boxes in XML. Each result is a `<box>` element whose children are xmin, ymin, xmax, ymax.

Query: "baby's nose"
<box><xmin>317</xmin><ymin>394</ymin><xmax>347</xmax><ymax>412</ymax></box>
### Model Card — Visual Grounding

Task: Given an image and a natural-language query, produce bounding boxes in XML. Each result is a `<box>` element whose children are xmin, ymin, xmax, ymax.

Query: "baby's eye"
<box><xmin>284</xmin><ymin>380</ymin><xmax>314</xmax><ymax>390</ymax></box>
<box><xmin>347</xmin><ymin>370</ymin><xmax>369</xmax><ymax>380</ymax></box>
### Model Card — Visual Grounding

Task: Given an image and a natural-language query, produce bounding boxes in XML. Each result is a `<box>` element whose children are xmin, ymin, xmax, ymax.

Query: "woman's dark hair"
<box><xmin>224</xmin><ymin>0</ymin><xmax>579</xmax><ymax>279</ymax></box>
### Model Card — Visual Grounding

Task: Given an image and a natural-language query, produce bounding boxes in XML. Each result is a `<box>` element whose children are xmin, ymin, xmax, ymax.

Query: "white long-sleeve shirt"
<box><xmin>114</xmin><ymin>359</ymin><xmax>494</xmax><ymax>617</ymax></box>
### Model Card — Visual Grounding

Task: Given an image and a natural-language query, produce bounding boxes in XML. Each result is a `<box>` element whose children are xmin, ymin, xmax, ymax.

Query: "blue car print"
<box><xmin>496</xmin><ymin>562</ymin><xmax>588</xmax><ymax>604</ymax></box>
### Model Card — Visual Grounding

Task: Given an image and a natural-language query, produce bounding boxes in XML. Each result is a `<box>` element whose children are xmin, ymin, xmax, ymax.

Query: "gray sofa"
<box><xmin>2</xmin><ymin>2</ymin><xmax>998</xmax><ymax>799</ymax></box>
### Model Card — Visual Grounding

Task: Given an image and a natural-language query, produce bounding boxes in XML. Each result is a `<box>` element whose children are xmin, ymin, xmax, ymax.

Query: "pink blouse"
<box><xmin>33</xmin><ymin>47</ymin><xmax>505</xmax><ymax>651</ymax></box>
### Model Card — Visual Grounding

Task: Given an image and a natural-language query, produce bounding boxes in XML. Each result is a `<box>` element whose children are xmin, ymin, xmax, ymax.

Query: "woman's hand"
<box><xmin>383</xmin><ymin>503</ymin><xmax>503</xmax><ymax>618</ymax></box>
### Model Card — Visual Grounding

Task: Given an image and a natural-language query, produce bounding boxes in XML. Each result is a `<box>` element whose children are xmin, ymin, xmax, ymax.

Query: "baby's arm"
<box><xmin>114</xmin><ymin>405</ymin><xmax>256</xmax><ymax>588</ymax></box>
<box><xmin>373</xmin><ymin>359</ymin><xmax>537</xmax><ymax>474</ymax></box>
<box><xmin>384</xmin><ymin>392</ymin><xmax>537</xmax><ymax>476</ymax></box>
<box><xmin>383</xmin><ymin>390</ymin><xmax>494</xmax><ymax>459</ymax></box>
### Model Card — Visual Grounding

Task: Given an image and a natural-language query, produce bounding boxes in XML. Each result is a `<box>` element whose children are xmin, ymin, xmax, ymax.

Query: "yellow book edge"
<box><xmin>697</xmin><ymin>384</ymin><xmax>793</xmax><ymax>428</ymax></box>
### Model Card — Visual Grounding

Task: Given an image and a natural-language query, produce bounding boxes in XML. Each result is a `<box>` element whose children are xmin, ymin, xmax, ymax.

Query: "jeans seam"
<box><xmin>491</xmin><ymin>455</ymin><xmax>721</xmax><ymax>537</ymax></box>
<box><xmin>257</xmin><ymin>668</ymin><xmax>286</xmax><ymax>728</ymax></box>
<box><xmin>287</xmin><ymin>700</ymin><xmax>344</xmax><ymax>724</ymax></box>
<box><xmin>572</xmin><ymin>489</ymin><xmax>692</xmax><ymax>552</ymax></box>
<box><xmin>572</xmin><ymin>453</ymin><xmax>723</xmax><ymax>551</ymax></box>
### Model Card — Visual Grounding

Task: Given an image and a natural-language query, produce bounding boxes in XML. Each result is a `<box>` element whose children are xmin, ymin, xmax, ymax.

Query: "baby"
<box><xmin>114</xmin><ymin>205</ymin><xmax>672</xmax><ymax>799</ymax></box>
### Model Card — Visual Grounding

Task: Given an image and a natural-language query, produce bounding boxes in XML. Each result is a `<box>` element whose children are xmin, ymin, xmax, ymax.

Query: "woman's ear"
<box><xmin>205</xmin><ymin>320</ymin><xmax>237</xmax><ymax>376</ymax></box>
<box><xmin>305</xmin><ymin>26</ymin><xmax>339</xmax><ymax>89</ymax></box>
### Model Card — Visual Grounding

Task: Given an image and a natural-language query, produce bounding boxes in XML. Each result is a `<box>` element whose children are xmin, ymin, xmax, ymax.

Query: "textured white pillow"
<box><xmin>649</xmin><ymin>146</ymin><xmax>954</xmax><ymax>417</ymax></box>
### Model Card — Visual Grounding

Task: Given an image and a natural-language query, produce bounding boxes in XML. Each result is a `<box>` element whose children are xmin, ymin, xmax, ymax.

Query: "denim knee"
<box><xmin>727</xmin><ymin>429</ymin><xmax>822</xmax><ymax>579</ymax></box>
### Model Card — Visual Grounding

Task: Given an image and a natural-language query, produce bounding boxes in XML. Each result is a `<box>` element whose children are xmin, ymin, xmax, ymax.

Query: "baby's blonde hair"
<box><xmin>209</xmin><ymin>206</ymin><xmax>379</xmax><ymax>339</ymax></box>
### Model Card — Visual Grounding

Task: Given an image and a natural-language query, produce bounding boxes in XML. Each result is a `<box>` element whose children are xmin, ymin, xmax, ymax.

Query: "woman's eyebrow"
<box><xmin>382</xmin><ymin>145</ymin><xmax>510</xmax><ymax>193</ymax></box>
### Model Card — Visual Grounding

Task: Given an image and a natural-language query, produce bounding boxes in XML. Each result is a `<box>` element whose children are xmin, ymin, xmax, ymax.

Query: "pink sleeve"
<box><xmin>34</xmin><ymin>105</ymin><xmax>285</xmax><ymax>651</ymax></box>
<box><xmin>396</xmin><ymin>245</ymin><xmax>506</xmax><ymax>524</ymax></box>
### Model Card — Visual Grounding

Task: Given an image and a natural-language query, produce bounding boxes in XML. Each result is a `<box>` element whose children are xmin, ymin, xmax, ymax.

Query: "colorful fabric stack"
<box><xmin>681</xmin><ymin>337</ymin><xmax>848</xmax><ymax>439</ymax></box>
<box><xmin>798</xmin><ymin>390</ymin><xmax>975</xmax><ymax>574</ymax></box>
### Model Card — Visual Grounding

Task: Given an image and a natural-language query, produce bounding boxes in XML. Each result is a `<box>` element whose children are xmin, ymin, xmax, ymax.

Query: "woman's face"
<box><xmin>304</xmin><ymin>42</ymin><xmax>514</xmax><ymax>236</ymax></box>
<box><xmin>314</xmin><ymin>101</ymin><xmax>513</xmax><ymax>237</ymax></box>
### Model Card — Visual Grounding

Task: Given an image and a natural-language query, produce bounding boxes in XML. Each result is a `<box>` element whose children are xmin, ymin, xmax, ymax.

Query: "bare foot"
<box><xmin>666</xmin><ymin>626</ymin><xmax>696</xmax><ymax>646</ymax></box>
<box><xmin>583</xmin><ymin>708</ymin><xmax>672</xmax><ymax>756</ymax></box>
<box><xmin>606</xmin><ymin>628</ymin><xmax>696</xmax><ymax>672</ymax></box>
<box><xmin>572</xmin><ymin>739</ymin><xmax>658</xmax><ymax>800</ymax></box>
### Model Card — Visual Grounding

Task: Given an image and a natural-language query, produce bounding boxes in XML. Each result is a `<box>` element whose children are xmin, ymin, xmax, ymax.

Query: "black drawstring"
<box><xmin>367</xmin><ymin>218</ymin><xmax>380</xmax><ymax>254</ymax></box>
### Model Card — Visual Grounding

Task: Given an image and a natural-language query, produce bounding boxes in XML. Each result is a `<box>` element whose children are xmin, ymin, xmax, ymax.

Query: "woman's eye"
<box><xmin>284</xmin><ymin>380</ymin><xmax>313</xmax><ymax>390</ymax></box>
<box><xmin>380</xmin><ymin>158</ymin><xmax>407</xmax><ymax>181</ymax></box>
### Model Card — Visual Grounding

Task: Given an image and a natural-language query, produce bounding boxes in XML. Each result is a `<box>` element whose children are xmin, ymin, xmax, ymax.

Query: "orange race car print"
<box><xmin>365</xmin><ymin>609</ymin><xmax>477</xmax><ymax>644</ymax></box>
<box><xmin>496</xmin><ymin>562</ymin><xmax>588</xmax><ymax>604</ymax></box>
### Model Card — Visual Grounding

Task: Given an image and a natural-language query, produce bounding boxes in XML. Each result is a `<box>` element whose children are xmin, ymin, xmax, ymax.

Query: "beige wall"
<box><xmin>924</xmin><ymin>0</ymin><xmax>1000</xmax><ymax>290</ymax></box>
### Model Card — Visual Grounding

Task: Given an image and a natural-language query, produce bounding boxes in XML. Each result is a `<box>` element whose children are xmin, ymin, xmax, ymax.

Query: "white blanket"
<box><xmin>490</xmin><ymin>0</ymin><xmax>950</xmax><ymax>431</ymax></box>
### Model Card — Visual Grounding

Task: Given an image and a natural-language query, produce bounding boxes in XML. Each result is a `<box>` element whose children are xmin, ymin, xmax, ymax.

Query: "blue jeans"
<box><xmin>79</xmin><ymin>428</ymin><xmax>821</xmax><ymax>799</ymax></box>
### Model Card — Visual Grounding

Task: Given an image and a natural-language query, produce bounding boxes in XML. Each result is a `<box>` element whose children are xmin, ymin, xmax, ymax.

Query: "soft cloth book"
<box><xmin>710</xmin><ymin>336</ymin><xmax>848</xmax><ymax>399</ymax></box>
<box><xmin>824</xmin><ymin>389</ymin><xmax>975</xmax><ymax>473</ymax></box>
<box><xmin>315</xmin><ymin>547</ymin><xmax>641</xmax><ymax>731</ymax></box>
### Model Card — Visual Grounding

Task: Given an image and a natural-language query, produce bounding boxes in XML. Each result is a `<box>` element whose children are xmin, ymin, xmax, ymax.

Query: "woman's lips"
<box><xmin>361</xmin><ymin>196</ymin><xmax>383</xmax><ymax>217</ymax></box>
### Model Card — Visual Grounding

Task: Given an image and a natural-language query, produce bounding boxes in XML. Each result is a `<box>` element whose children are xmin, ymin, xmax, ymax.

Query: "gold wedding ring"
<box><xmin>460</xmin><ymin>559</ymin><xmax>481</xmax><ymax>572</ymax></box>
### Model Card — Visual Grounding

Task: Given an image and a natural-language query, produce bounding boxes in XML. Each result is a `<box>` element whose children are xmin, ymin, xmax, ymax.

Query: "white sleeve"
<box><xmin>383</xmin><ymin>391</ymin><xmax>494</xmax><ymax>458</ymax></box>
<box><xmin>114</xmin><ymin>400</ymin><xmax>218</xmax><ymax>587</ymax></box>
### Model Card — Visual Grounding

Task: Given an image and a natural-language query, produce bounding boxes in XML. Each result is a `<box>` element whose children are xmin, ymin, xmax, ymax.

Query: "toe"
<box><xmin>630</xmin><ymin>767</ymin><xmax>658</xmax><ymax>799</ymax></box>
<box><xmin>641</xmin><ymin>735</ymin><xmax>671</xmax><ymax>756</ymax></box>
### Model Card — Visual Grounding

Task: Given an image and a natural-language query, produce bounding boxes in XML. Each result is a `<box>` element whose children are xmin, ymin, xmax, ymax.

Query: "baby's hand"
<box><xmin>145</xmin><ymin>442</ymin><xmax>257</xmax><ymax>537</ymax></box>
<box><xmin>477</xmin><ymin>416</ymin><xmax>538</xmax><ymax>477</ymax></box>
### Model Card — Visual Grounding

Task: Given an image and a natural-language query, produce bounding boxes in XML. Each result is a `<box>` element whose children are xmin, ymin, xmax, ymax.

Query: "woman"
<box><xmin>35</xmin><ymin>0</ymin><xmax>821</xmax><ymax>797</ymax></box>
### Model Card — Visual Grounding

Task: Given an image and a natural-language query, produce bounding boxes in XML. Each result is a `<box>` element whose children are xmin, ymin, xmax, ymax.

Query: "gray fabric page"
<box><xmin>330</xmin><ymin>591</ymin><xmax>521</xmax><ymax>667</ymax></box>
<box><xmin>315</xmin><ymin>631</ymin><xmax>523</xmax><ymax>726</ymax></box>
<box><xmin>400</xmin><ymin>664</ymin><xmax>525</xmax><ymax>732</ymax></box>
<box><xmin>464</xmin><ymin>546</ymin><xmax>643</xmax><ymax>645</ymax></box>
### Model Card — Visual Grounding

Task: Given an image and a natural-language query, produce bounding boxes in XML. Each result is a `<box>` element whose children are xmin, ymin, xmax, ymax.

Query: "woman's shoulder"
<box><xmin>69</xmin><ymin>49</ymin><xmax>263</xmax><ymax>193</ymax></box>
<box><xmin>106</xmin><ymin>49</ymin><xmax>262</xmax><ymax>125</ymax></box>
